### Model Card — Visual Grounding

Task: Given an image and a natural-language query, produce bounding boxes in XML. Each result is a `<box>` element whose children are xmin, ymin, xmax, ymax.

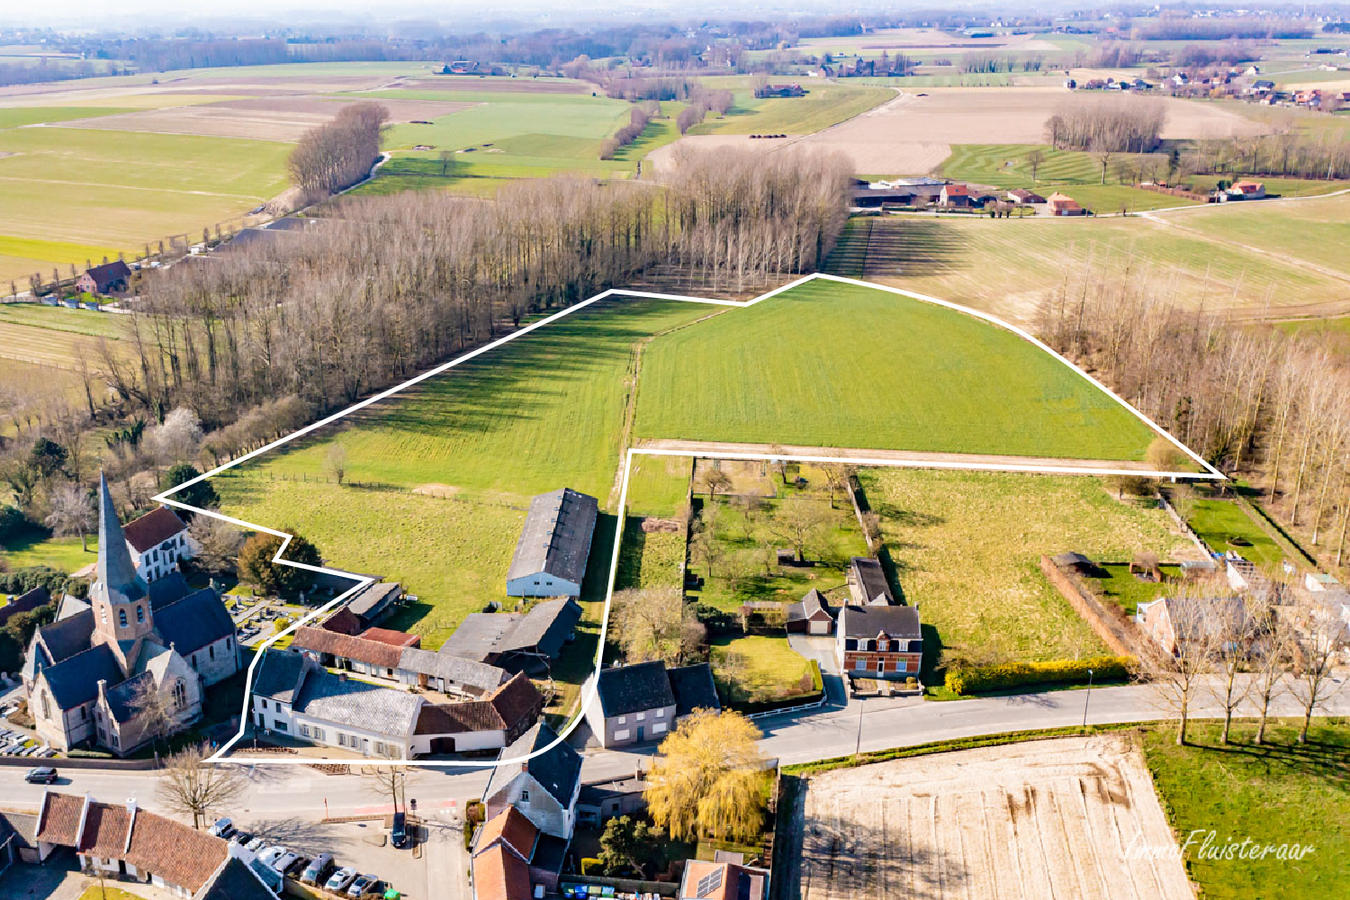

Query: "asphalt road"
<box><xmin>0</xmin><ymin>676</ymin><xmax>1342</xmax><ymax>818</ymax></box>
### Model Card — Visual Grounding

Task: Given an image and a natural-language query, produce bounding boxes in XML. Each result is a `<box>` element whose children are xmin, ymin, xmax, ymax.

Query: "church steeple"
<box><xmin>91</xmin><ymin>473</ymin><xmax>153</xmax><ymax>654</ymax></box>
<box><xmin>96</xmin><ymin>472</ymin><xmax>143</xmax><ymax>601</ymax></box>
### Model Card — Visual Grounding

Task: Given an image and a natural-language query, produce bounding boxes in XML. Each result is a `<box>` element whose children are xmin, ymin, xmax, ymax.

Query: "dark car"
<box><xmin>391</xmin><ymin>812</ymin><xmax>408</xmax><ymax>849</ymax></box>
<box><xmin>24</xmin><ymin>766</ymin><xmax>57</xmax><ymax>784</ymax></box>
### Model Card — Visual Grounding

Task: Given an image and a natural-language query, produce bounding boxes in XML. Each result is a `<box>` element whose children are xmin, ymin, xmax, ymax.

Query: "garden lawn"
<box><xmin>0</xmin><ymin>530</ymin><xmax>97</xmax><ymax>573</ymax></box>
<box><xmin>220</xmin><ymin>298</ymin><xmax>718</xmax><ymax>502</ymax></box>
<box><xmin>1183</xmin><ymin>498</ymin><xmax>1286</xmax><ymax>571</ymax></box>
<box><xmin>634</xmin><ymin>279</ymin><xmax>1163</xmax><ymax>462</ymax></box>
<box><xmin>77</xmin><ymin>888</ymin><xmax>150</xmax><ymax>900</ymax></box>
<box><xmin>614</xmin><ymin>523</ymin><xmax>684</xmax><ymax>592</ymax></box>
<box><xmin>1088</xmin><ymin>562</ymin><xmax>1182</xmax><ymax>616</ymax></box>
<box><xmin>710</xmin><ymin>634</ymin><xmax>816</xmax><ymax>705</ymax></box>
<box><xmin>1142</xmin><ymin>719</ymin><xmax>1349</xmax><ymax>900</ymax></box>
<box><xmin>860</xmin><ymin>469</ymin><xmax>1188</xmax><ymax>665</ymax></box>
<box><xmin>624</xmin><ymin>454</ymin><xmax>691</xmax><ymax>517</ymax></box>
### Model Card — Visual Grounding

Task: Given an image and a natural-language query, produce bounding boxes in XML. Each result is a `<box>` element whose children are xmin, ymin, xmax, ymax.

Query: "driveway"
<box><xmin>787</xmin><ymin>634</ymin><xmax>846</xmax><ymax>708</ymax></box>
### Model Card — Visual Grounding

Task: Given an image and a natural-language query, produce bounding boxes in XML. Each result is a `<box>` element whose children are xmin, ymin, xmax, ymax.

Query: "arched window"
<box><xmin>136</xmin><ymin>605</ymin><xmax>145</xmax><ymax>624</ymax></box>
<box><xmin>40</xmin><ymin>691</ymin><xmax>51</xmax><ymax>720</ymax></box>
<box><xmin>118</xmin><ymin>609</ymin><xmax>128</xmax><ymax>628</ymax></box>
<box><xmin>173</xmin><ymin>680</ymin><xmax>188</xmax><ymax>710</ymax></box>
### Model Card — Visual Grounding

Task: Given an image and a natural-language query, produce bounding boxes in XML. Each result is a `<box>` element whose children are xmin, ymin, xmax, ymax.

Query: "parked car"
<box><xmin>209</xmin><ymin>818</ymin><xmax>234</xmax><ymax>838</ymax></box>
<box><xmin>346</xmin><ymin>874</ymin><xmax>380</xmax><ymax>898</ymax></box>
<box><xmin>391</xmin><ymin>811</ymin><xmax>408</xmax><ymax>849</ymax></box>
<box><xmin>270</xmin><ymin>850</ymin><xmax>301</xmax><ymax>874</ymax></box>
<box><xmin>24</xmin><ymin>766</ymin><xmax>57</xmax><ymax>784</ymax></box>
<box><xmin>245</xmin><ymin>836</ymin><xmax>267</xmax><ymax>852</ymax></box>
<box><xmin>325</xmin><ymin>866</ymin><xmax>358</xmax><ymax>893</ymax></box>
<box><xmin>229</xmin><ymin>830</ymin><xmax>254</xmax><ymax>846</ymax></box>
<box><xmin>256</xmin><ymin>847</ymin><xmax>287</xmax><ymax>870</ymax></box>
<box><xmin>301</xmin><ymin>853</ymin><xmax>334</xmax><ymax>885</ymax></box>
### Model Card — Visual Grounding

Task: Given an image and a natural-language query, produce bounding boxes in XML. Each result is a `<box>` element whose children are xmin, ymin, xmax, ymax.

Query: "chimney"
<box><xmin>124</xmin><ymin>798</ymin><xmax>138</xmax><ymax>852</ymax></box>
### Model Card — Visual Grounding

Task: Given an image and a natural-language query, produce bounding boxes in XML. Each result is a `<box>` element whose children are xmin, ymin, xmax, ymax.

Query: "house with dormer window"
<box><xmin>836</xmin><ymin>605</ymin><xmax>923</xmax><ymax>679</ymax></box>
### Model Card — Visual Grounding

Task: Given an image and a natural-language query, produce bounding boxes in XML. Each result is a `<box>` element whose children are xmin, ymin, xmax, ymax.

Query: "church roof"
<box><xmin>104</xmin><ymin>670</ymin><xmax>155</xmax><ymax>723</ymax></box>
<box><xmin>95</xmin><ymin>473</ymin><xmax>147</xmax><ymax>607</ymax></box>
<box><xmin>41</xmin><ymin>643</ymin><xmax>123</xmax><ymax>710</ymax></box>
<box><xmin>35</xmin><ymin>608</ymin><xmax>95</xmax><ymax>664</ymax></box>
<box><xmin>154</xmin><ymin>589</ymin><xmax>234</xmax><ymax>655</ymax></box>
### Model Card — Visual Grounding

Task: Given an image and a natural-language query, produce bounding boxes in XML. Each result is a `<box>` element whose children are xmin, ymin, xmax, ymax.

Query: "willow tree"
<box><xmin>645</xmin><ymin>710</ymin><xmax>767</xmax><ymax>843</ymax></box>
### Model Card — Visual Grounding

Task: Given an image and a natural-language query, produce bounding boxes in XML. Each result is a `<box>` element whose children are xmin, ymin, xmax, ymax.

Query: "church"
<box><xmin>22</xmin><ymin>474</ymin><xmax>240</xmax><ymax>756</ymax></box>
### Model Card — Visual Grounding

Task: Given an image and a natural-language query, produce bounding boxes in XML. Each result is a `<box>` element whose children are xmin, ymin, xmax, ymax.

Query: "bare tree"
<box><xmin>698</xmin><ymin>467</ymin><xmax>732</xmax><ymax>503</ymax></box>
<box><xmin>44</xmin><ymin>481</ymin><xmax>95</xmax><ymax>552</ymax></box>
<box><xmin>1210</xmin><ymin>595</ymin><xmax>1255</xmax><ymax>745</ymax></box>
<box><xmin>610</xmin><ymin>586</ymin><xmax>704</xmax><ymax>664</ymax></box>
<box><xmin>364</xmin><ymin>765</ymin><xmax>412</xmax><ymax>813</ymax></box>
<box><xmin>188</xmin><ymin>513</ymin><xmax>245</xmax><ymax>574</ymax></box>
<box><xmin>326</xmin><ymin>442</ymin><xmax>347</xmax><ymax>486</ymax></box>
<box><xmin>1142</xmin><ymin>592</ymin><xmax>1220</xmax><ymax>745</ymax></box>
<box><xmin>157</xmin><ymin>744</ymin><xmax>248</xmax><ymax>829</ymax></box>
<box><xmin>1026</xmin><ymin>148</ymin><xmax>1045</xmax><ymax>182</ymax></box>
<box><xmin>768</xmin><ymin>495</ymin><xmax>831</xmax><ymax>563</ymax></box>
<box><xmin>1247</xmin><ymin>595</ymin><xmax>1295</xmax><ymax>745</ymax></box>
<box><xmin>1288</xmin><ymin>594</ymin><xmax>1346</xmax><ymax>743</ymax></box>
<box><xmin>820</xmin><ymin>463</ymin><xmax>853</xmax><ymax>509</ymax></box>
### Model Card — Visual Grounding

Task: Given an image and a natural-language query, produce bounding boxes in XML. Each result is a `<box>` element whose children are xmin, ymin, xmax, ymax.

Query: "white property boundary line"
<box><xmin>151</xmin><ymin>272</ymin><xmax>1222</xmax><ymax>767</ymax></box>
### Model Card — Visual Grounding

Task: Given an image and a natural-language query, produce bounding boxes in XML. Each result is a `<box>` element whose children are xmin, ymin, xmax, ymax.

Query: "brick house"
<box><xmin>835</xmin><ymin>605</ymin><xmax>923</xmax><ymax>679</ymax></box>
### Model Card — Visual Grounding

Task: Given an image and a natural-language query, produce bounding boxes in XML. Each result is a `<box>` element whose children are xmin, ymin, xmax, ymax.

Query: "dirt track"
<box><xmin>796</xmin><ymin>735</ymin><xmax>1196</xmax><ymax>900</ymax></box>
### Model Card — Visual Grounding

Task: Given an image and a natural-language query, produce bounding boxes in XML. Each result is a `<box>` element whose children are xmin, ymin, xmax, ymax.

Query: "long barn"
<box><xmin>505</xmin><ymin>488</ymin><xmax>598</xmax><ymax>597</ymax></box>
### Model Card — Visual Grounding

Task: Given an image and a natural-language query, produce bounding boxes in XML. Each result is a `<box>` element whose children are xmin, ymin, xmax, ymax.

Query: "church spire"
<box><xmin>95</xmin><ymin>472</ymin><xmax>145</xmax><ymax>605</ymax></box>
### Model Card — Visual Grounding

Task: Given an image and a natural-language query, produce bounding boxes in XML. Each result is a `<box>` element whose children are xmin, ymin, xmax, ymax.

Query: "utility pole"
<box><xmin>1082</xmin><ymin>668</ymin><xmax>1095</xmax><ymax>731</ymax></box>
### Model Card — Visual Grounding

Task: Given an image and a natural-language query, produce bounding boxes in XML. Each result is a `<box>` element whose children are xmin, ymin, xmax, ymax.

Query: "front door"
<box><xmin>636</xmin><ymin>725</ymin><xmax>644</xmax><ymax>742</ymax></box>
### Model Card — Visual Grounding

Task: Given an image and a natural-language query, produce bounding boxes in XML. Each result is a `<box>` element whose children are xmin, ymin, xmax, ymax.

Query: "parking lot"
<box><xmin>230</xmin><ymin>805</ymin><xmax>468</xmax><ymax>900</ymax></box>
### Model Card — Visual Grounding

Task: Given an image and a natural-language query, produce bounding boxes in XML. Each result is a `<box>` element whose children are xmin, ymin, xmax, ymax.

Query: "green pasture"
<box><xmin>1163</xmin><ymin>192</ymin><xmax>1350</xmax><ymax>278</ymax></box>
<box><xmin>614</xmin><ymin>523</ymin><xmax>684</xmax><ymax>592</ymax></box>
<box><xmin>624</xmin><ymin>454</ymin><xmax>692</xmax><ymax>518</ymax></box>
<box><xmin>860</xmin><ymin>468</ymin><xmax>1186</xmax><ymax>666</ymax></box>
<box><xmin>710</xmin><ymin>634</ymin><xmax>816</xmax><ymax>704</ymax></box>
<box><xmin>219</xmin><ymin>298</ymin><xmax>718</xmax><ymax>501</ymax></box>
<box><xmin>1143</xmin><ymin>719</ymin><xmax>1350</xmax><ymax>900</ymax></box>
<box><xmin>1087</xmin><ymin>562</ymin><xmax>1182</xmax><ymax>616</ymax></box>
<box><xmin>1183</xmin><ymin>497</ymin><xmax>1287</xmax><ymax>570</ymax></box>
<box><xmin>833</xmin><ymin>213</ymin><xmax>1349</xmax><ymax>322</ymax></box>
<box><xmin>688</xmin><ymin>82</ymin><xmax>893</xmax><ymax>135</ymax></box>
<box><xmin>0</xmin><ymin>302</ymin><xmax>128</xmax><ymax>339</ymax></box>
<box><xmin>0</xmin><ymin>530</ymin><xmax>97</xmax><ymax>573</ymax></box>
<box><xmin>0</xmin><ymin>126</ymin><xmax>290</xmax><ymax>254</ymax></box>
<box><xmin>633</xmin><ymin>279</ymin><xmax>1163</xmax><ymax>462</ymax></box>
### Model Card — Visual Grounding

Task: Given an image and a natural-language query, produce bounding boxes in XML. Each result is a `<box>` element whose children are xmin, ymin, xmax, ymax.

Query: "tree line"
<box><xmin>286</xmin><ymin>102</ymin><xmax>389</xmax><ymax>200</ymax></box>
<box><xmin>1036</xmin><ymin>265</ymin><xmax>1350</xmax><ymax>572</ymax></box>
<box><xmin>1045</xmin><ymin>96</ymin><xmax>1167</xmax><ymax>153</ymax></box>
<box><xmin>91</xmin><ymin>147</ymin><xmax>850</xmax><ymax>461</ymax></box>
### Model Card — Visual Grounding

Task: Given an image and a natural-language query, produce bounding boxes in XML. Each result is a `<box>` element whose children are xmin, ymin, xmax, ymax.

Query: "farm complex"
<box><xmin>2</xmin><ymin>10</ymin><xmax>1349</xmax><ymax>900</ymax></box>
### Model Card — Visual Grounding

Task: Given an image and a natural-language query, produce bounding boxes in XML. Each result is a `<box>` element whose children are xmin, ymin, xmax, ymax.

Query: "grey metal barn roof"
<box><xmin>441</xmin><ymin>598</ymin><xmax>582</xmax><ymax>662</ymax></box>
<box><xmin>398</xmin><ymin>647</ymin><xmax>510</xmax><ymax>693</ymax></box>
<box><xmin>347</xmin><ymin>581</ymin><xmax>402</xmax><ymax>619</ymax></box>
<box><xmin>293</xmin><ymin>668</ymin><xmax>423</xmax><ymax>735</ymax></box>
<box><xmin>506</xmin><ymin>488</ymin><xmax>599</xmax><ymax>586</ymax></box>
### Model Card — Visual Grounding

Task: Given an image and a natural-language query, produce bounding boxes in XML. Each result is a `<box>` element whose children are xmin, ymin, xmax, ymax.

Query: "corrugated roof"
<box><xmin>399</xmin><ymin>646</ymin><xmax>508</xmax><ymax>694</ymax></box>
<box><xmin>441</xmin><ymin>599</ymin><xmax>581</xmax><ymax>662</ymax></box>
<box><xmin>506</xmin><ymin>488</ymin><xmax>598</xmax><ymax>585</ymax></box>
<box><xmin>347</xmin><ymin>581</ymin><xmax>402</xmax><ymax>619</ymax></box>
<box><xmin>293</xmin><ymin>668</ymin><xmax>423</xmax><ymax>736</ymax></box>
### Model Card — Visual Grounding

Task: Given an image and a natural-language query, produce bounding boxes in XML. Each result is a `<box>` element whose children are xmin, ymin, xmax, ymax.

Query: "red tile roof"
<box><xmin>291</xmin><ymin>625</ymin><xmax>404</xmax><ymax>669</ymax></box>
<box><xmin>35</xmin><ymin>792</ymin><xmax>85</xmax><ymax>845</ymax></box>
<box><xmin>943</xmin><ymin>183</ymin><xmax>969</xmax><ymax>195</ymax></box>
<box><xmin>358</xmin><ymin>627</ymin><xmax>421</xmax><ymax>649</ymax></box>
<box><xmin>78</xmin><ymin>802</ymin><xmax>132</xmax><ymax>857</ymax></box>
<box><xmin>322</xmin><ymin>608</ymin><xmax>363</xmax><ymax>635</ymax></box>
<box><xmin>475</xmin><ymin>807</ymin><xmax>539</xmax><ymax>861</ymax></box>
<box><xmin>472</xmin><ymin>844</ymin><xmax>533</xmax><ymax>900</ymax></box>
<box><xmin>122</xmin><ymin>507</ymin><xmax>188</xmax><ymax>553</ymax></box>
<box><xmin>124</xmin><ymin>809</ymin><xmax>228</xmax><ymax>893</ymax></box>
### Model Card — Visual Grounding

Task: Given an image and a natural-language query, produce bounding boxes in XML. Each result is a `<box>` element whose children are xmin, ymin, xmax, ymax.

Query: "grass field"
<box><xmin>0</xmin><ymin>124</ymin><xmax>290</xmax><ymax>282</ymax></box>
<box><xmin>823</xmin><ymin>213</ymin><xmax>1350</xmax><ymax>324</ymax></box>
<box><xmin>687</xmin><ymin>83</ymin><xmax>893</xmax><ymax>136</ymax></box>
<box><xmin>710</xmin><ymin>633</ymin><xmax>816</xmax><ymax>704</ymax></box>
<box><xmin>1182</xmin><ymin>497</ymin><xmax>1287</xmax><ymax>570</ymax></box>
<box><xmin>0</xmin><ymin>106</ymin><xmax>138</xmax><ymax>128</ymax></box>
<box><xmin>1162</xmin><ymin>192</ymin><xmax>1350</xmax><ymax>279</ymax></box>
<box><xmin>1143</xmin><ymin>719</ymin><xmax>1349</xmax><ymax>900</ymax></box>
<box><xmin>859</xmin><ymin>469</ymin><xmax>1189</xmax><ymax>667</ymax></box>
<box><xmin>624</xmin><ymin>454</ymin><xmax>691</xmax><ymax>517</ymax></box>
<box><xmin>0</xmin><ymin>529</ymin><xmax>97</xmax><ymax>573</ymax></box>
<box><xmin>1088</xmin><ymin>562</ymin><xmax>1182</xmax><ymax>615</ymax></box>
<box><xmin>634</xmin><ymin>279</ymin><xmax>1163</xmax><ymax>462</ymax></box>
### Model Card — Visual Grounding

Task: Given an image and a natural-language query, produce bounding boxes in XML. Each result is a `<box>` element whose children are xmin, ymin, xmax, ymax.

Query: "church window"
<box><xmin>119</xmin><ymin>609</ymin><xmax>128</xmax><ymax>628</ymax></box>
<box><xmin>209</xmin><ymin>645</ymin><xmax>215</xmax><ymax>661</ymax></box>
<box><xmin>137</xmin><ymin>606</ymin><xmax>145</xmax><ymax>624</ymax></box>
<box><xmin>40</xmin><ymin>692</ymin><xmax>50</xmax><ymax>719</ymax></box>
<box><xmin>173</xmin><ymin>680</ymin><xmax>188</xmax><ymax>710</ymax></box>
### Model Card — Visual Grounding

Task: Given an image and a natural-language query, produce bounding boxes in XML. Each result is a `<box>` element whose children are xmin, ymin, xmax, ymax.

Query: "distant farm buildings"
<box><xmin>1047</xmin><ymin>192</ymin><xmax>1086</xmax><ymax>216</ymax></box>
<box><xmin>76</xmin><ymin>261</ymin><xmax>132</xmax><ymax>296</ymax></box>
<box><xmin>506</xmin><ymin>488</ymin><xmax>598</xmax><ymax>597</ymax></box>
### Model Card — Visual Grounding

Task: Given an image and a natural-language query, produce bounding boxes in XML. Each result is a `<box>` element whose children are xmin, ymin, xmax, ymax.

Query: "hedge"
<box><xmin>580</xmin><ymin>858</ymin><xmax>604</xmax><ymax>876</ymax></box>
<box><xmin>67</xmin><ymin>748</ymin><xmax>114</xmax><ymax>759</ymax></box>
<box><xmin>944</xmin><ymin>655</ymin><xmax>1133</xmax><ymax>696</ymax></box>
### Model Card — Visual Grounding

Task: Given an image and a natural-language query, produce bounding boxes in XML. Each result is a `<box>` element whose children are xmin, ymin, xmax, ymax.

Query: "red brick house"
<box><xmin>75</xmin><ymin>261</ymin><xmax>132</xmax><ymax>296</ymax></box>
<box><xmin>835</xmin><ymin>605</ymin><xmax>923</xmax><ymax>679</ymax></box>
<box><xmin>938</xmin><ymin>183</ymin><xmax>972</xmax><ymax>207</ymax></box>
<box><xmin>1047</xmin><ymin>192</ymin><xmax>1086</xmax><ymax>216</ymax></box>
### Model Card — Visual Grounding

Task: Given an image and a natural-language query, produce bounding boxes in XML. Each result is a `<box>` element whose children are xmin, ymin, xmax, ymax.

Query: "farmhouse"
<box><xmin>75</xmin><ymin>261</ymin><xmax>131</xmax><ymax>296</ymax></box>
<box><xmin>584</xmin><ymin>660</ymin><xmax>719</xmax><ymax>747</ymax></box>
<box><xmin>1006</xmin><ymin>188</ymin><xmax>1046</xmax><ymax>204</ymax></box>
<box><xmin>938</xmin><ymin>183</ymin><xmax>973</xmax><ymax>208</ymax></box>
<box><xmin>22</xmin><ymin>475</ymin><xmax>239</xmax><ymax>756</ymax></box>
<box><xmin>410</xmin><ymin>672</ymin><xmax>544</xmax><ymax>755</ymax></box>
<box><xmin>847</xmin><ymin>556</ymin><xmax>894</xmax><ymax>606</ymax></box>
<box><xmin>1136</xmin><ymin>596</ymin><xmax>1247</xmax><ymax>656</ymax></box>
<box><xmin>483</xmin><ymin>721</ymin><xmax>583</xmax><ymax>839</ymax></box>
<box><xmin>507</xmin><ymin>488</ymin><xmax>598</xmax><ymax>597</ymax></box>
<box><xmin>30</xmin><ymin>791</ymin><xmax>275</xmax><ymax>899</ymax></box>
<box><xmin>396</xmin><ymin>646</ymin><xmax>510</xmax><ymax>696</ymax></box>
<box><xmin>835</xmin><ymin>605</ymin><xmax>923</xmax><ymax>679</ymax></box>
<box><xmin>291</xmin><ymin>626</ymin><xmax>405</xmax><ymax>679</ymax></box>
<box><xmin>760</xmin><ymin>83</ymin><xmax>807</xmax><ymax>98</ymax></box>
<box><xmin>440</xmin><ymin>597</ymin><xmax>582</xmax><ymax>673</ymax></box>
<box><xmin>1047</xmin><ymin>192</ymin><xmax>1086</xmax><ymax>216</ymax></box>
<box><xmin>121</xmin><ymin>505</ymin><xmax>192</xmax><ymax>583</ymax></box>
<box><xmin>786</xmin><ymin>588</ymin><xmax>835</xmax><ymax>634</ymax></box>
<box><xmin>1225</xmin><ymin>180</ymin><xmax>1266</xmax><ymax>200</ymax></box>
